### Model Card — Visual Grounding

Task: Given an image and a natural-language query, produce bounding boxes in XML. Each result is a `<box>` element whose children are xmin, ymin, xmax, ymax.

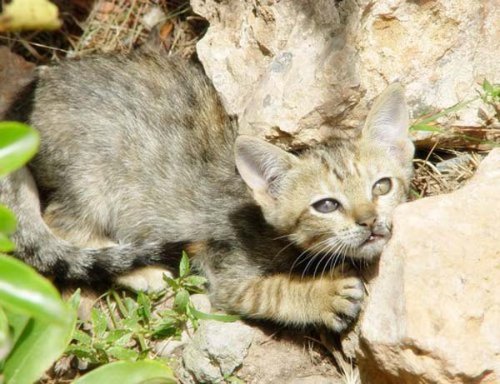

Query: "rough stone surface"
<box><xmin>192</xmin><ymin>0</ymin><xmax>499</xmax><ymax>148</ymax></box>
<box><xmin>180</xmin><ymin>320</ymin><xmax>255</xmax><ymax>383</ymax></box>
<box><xmin>237</xmin><ymin>327</ymin><xmax>341</xmax><ymax>384</ymax></box>
<box><xmin>358</xmin><ymin>149</ymin><xmax>500</xmax><ymax>384</ymax></box>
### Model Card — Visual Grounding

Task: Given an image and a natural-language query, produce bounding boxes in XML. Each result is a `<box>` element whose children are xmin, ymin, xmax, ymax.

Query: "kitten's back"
<box><xmin>30</xmin><ymin>53</ymin><xmax>244</xmax><ymax>244</ymax></box>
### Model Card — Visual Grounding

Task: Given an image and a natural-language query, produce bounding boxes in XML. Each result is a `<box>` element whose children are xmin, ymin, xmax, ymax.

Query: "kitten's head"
<box><xmin>235</xmin><ymin>83</ymin><xmax>414</xmax><ymax>261</ymax></box>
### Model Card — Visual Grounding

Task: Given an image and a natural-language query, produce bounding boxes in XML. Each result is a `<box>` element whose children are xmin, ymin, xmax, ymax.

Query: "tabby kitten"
<box><xmin>0</xmin><ymin>52</ymin><xmax>414</xmax><ymax>332</ymax></box>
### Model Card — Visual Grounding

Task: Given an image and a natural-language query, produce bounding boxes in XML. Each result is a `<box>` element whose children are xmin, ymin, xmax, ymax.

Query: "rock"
<box><xmin>191</xmin><ymin>0</ymin><xmax>499</xmax><ymax>148</ymax></box>
<box><xmin>237</xmin><ymin>327</ymin><xmax>342</xmax><ymax>384</ymax></box>
<box><xmin>180</xmin><ymin>320</ymin><xmax>255</xmax><ymax>383</ymax></box>
<box><xmin>0</xmin><ymin>46</ymin><xmax>35</xmax><ymax>119</ymax></box>
<box><xmin>289</xmin><ymin>376</ymin><xmax>339</xmax><ymax>384</ymax></box>
<box><xmin>357</xmin><ymin>149</ymin><xmax>500</xmax><ymax>384</ymax></box>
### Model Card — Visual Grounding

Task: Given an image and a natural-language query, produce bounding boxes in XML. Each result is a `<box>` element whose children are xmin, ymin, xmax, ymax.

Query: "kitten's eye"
<box><xmin>373</xmin><ymin>178</ymin><xmax>392</xmax><ymax>196</ymax></box>
<box><xmin>312</xmin><ymin>198</ymin><xmax>340</xmax><ymax>213</ymax></box>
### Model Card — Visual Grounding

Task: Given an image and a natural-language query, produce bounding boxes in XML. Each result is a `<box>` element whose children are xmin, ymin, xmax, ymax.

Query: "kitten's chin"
<box><xmin>352</xmin><ymin>235</ymin><xmax>388</xmax><ymax>261</ymax></box>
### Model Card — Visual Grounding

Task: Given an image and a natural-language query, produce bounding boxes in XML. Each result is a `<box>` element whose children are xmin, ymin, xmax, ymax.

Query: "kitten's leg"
<box><xmin>214</xmin><ymin>268</ymin><xmax>364</xmax><ymax>332</ymax></box>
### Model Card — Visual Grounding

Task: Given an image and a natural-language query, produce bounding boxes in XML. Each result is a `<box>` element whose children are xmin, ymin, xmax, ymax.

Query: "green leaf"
<box><xmin>412</xmin><ymin>98</ymin><xmax>477</xmax><ymax>127</ymax></box>
<box><xmin>123</xmin><ymin>297</ymin><xmax>138</xmax><ymax>315</ymax></box>
<box><xmin>73</xmin><ymin>360</ymin><xmax>176</xmax><ymax>384</ymax></box>
<box><xmin>0</xmin><ymin>255</ymin><xmax>70</xmax><ymax>323</ymax></box>
<box><xmin>409</xmin><ymin>124</ymin><xmax>443</xmax><ymax>133</ymax></box>
<box><xmin>107</xmin><ymin>346</ymin><xmax>139</xmax><ymax>361</ymax></box>
<box><xmin>0</xmin><ymin>306</ymin><xmax>11</xmax><ymax>360</ymax></box>
<box><xmin>65</xmin><ymin>345</ymin><xmax>96</xmax><ymax>361</ymax></box>
<box><xmin>189</xmin><ymin>306</ymin><xmax>241</xmax><ymax>322</ymax></box>
<box><xmin>483</xmin><ymin>79</ymin><xmax>494</xmax><ymax>94</ymax></box>
<box><xmin>174</xmin><ymin>289</ymin><xmax>189</xmax><ymax>313</ymax></box>
<box><xmin>4</xmin><ymin>310</ymin><xmax>29</xmax><ymax>347</ymax></box>
<box><xmin>183</xmin><ymin>275</ymin><xmax>207</xmax><ymax>288</ymax></box>
<box><xmin>0</xmin><ymin>205</ymin><xmax>16</xmax><ymax>235</ymax></box>
<box><xmin>163</xmin><ymin>276</ymin><xmax>180</xmax><ymax>290</ymax></box>
<box><xmin>3</xmin><ymin>311</ymin><xmax>76</xmax><ymax>384</ymax></box>
<box><xmin>105</xmin><ymin>329</ymin><xmax>132</xmax><ymax>345</ymax></box>
<box><xmin>72</xmin><ymin>329</ymin><xmax>92</xmax><ymax>345</ymax></box>
<box><xmin>91</xmin><ymin>308</ymin><xmax>108</xmax><ymax>338</ymax></box>
<box><xmin>137</xmin><ymin>292</ymin><xmax>151</xmax><ymax>322</ymax></box>
<box><xmin>151</xmin><ymin>316</ymin><xmax>181</xmax><ymax>339</ymax></box>
<box><xmin>0</xmin><ymin>122</ymin><xmax>39</xmax><ymax>177</ymax></box>
<box><xmin>179</xmin><ymin>251</ymin><xmax>190</xmax><ymax>278</ymax></box>
<box><xmin>0</xmin><ymin>234</ymin><xmax>15</xmax><ymax>252</ymax></box>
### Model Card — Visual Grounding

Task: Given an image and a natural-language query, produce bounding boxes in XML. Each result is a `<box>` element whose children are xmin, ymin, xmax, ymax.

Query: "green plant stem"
<box><xmin>111</xmin><ymin>290</ymin><xmax>128</xmax><ymax>318</ymax></box>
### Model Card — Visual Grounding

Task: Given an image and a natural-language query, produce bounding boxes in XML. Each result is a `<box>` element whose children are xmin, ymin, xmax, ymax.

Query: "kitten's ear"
<box><xmin>235</xmin><ymin>136</ymin><xmax>297</xmax><ymax>197</ymax></box>
<box><xmin>362</xmin><ymin>83</ymin><xmax>414</xmax><ymax>162</ymax></box>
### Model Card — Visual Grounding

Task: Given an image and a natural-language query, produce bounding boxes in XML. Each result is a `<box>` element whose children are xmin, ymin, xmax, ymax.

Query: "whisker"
<box><xmin>289</xmin><ymin>238</ymin><xmax>331</xmax><ymax>275</ymax></box>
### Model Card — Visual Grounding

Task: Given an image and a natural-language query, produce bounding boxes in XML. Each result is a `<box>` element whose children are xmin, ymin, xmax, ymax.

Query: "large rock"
<box><xmin>358</xmin><ymin>149</ymin><xmax>500</xmax><ymax>384</ymax></box>
<box><xmin>191</xmin><ymin>0</ymin><xmax>499</xmax><ymax>148</ymax></box>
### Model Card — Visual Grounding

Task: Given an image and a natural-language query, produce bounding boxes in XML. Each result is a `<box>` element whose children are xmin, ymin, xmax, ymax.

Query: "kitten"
<box><xmin>0</xmin><ymin>52</ymin><xmax>414</xmax><ymax>332</ymax></box>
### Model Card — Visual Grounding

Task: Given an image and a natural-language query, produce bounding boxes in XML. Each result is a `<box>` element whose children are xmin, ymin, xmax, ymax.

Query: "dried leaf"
<box><xmin>0</xmin><ymin>0</ymin><xmax>61</xmax><ymax>32</ymax></box>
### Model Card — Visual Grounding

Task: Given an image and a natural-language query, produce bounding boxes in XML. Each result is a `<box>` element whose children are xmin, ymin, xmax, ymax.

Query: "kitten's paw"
<box><xmin>321</xmin><ymin>275</ymin><xmax>364</xmax><ymax>332</ymax></box>
<box><xmin>115</xmin><ymin>266</ymin><xmax>174</xmax><ymax>293</ymax></box>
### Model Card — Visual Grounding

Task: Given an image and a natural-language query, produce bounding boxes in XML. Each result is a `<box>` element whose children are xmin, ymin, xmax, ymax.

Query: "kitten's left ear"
<box><xmin>362</xmin><ymin>83</ymin><xmax>414</xmax><ymax>163</ymax></box>
<box><xmin>235</xmin><ymin>136</ymin><xmax>297</xmax><ymax>199</ymax></box>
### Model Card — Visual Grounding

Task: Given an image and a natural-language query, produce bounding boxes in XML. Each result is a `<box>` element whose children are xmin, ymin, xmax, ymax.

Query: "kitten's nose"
<box><xmin>356</xmin><ymin>215</ymin><xmax>376</xmax><ymax>227</ymax></box>
<box><xmin>354</xmin><ymin>205</ymin><xmax>376</xmax><ymax>227</ymax></box>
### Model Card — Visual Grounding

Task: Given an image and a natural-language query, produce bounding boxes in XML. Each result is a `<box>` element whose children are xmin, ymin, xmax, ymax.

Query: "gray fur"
<box><xmin>0</xmin><ymin>52</ymin><xmax>414</xmax><ymax>330</ymax></box>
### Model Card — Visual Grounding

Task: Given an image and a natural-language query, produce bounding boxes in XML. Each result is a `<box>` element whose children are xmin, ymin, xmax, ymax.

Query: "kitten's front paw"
<box><xmin>320</xmin><ymin>274</ymin><xmax>364</xmax><ymax>332</ymax></box>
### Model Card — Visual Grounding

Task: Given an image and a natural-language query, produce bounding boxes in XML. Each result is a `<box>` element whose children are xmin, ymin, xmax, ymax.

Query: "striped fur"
<box><xmin>0</xmin><ymin>52</ymin><xmax>413</xmax><ymax>331</ymax></box>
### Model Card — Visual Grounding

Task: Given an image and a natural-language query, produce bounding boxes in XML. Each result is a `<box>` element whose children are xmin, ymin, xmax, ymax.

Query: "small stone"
<box><xmin>181</xmin><ymin>320</ymin><xmax>254</xmax><ymax>383</ymax></box>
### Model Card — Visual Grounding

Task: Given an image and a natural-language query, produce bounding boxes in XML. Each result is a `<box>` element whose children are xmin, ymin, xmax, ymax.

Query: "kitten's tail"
<box><xmin>0</xmin><ymin>168</ymin><xmax>183</xmax><ymax>284</ymax></box>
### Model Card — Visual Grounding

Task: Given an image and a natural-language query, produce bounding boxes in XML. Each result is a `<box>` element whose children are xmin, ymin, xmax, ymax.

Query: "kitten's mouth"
<box><xmin>363</xmin><ymin>233</ymin><xmax>386</xmax><ymax>245</ymax></box>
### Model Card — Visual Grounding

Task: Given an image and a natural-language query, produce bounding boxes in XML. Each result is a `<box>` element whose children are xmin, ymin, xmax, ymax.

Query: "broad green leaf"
<box><xmin>73</xmin><ymin>360</ymin><xmax>176</xmax><ymax>384</ymax></box>
<box><xmin>0</xmin><ymin>205</ymin><xmax>16</xmax><ymax>235</ymax></box>
<box><xmin>0</xmin><ymin>255</ymin><xmax>69</xmax><ymax>323</ymax></box>
<box><xmin>0</xmin><ymin>234</ymin><xmax>15</xmax><ymax>253</ymax></box>
<box><xmin>0</xmin><ymin>0</ymin><xmax>61</xmax><ymax>32</ymax></box>
<box><xmin>3</xmin><ymin>310</ymin><xmax>76</xmax><ymax>384</ymax></box>
<box><xmin>0</xmin><ymin>122</ymin><xmax>39</xmax><ymax>177</ymax></box>
<box><xmin>0</xmin><ymin>306</ymin><xmax>11</xmax><ymax>360</ymax></box>
<box><xmin>4</xmin><ymin>311</ymin><xmax>29</xmax><ymax>347</ymax></box>
<box><xmin>179</xmin><ymin>251</ymin><xmax>190</xmax><ymax>277</ymax></box>
<box><xmin>174</xmin><ymin>289</ymin><xmax>189</xmax><ymax>313</ymax></box>
<box><xmin>189</xmin><ymin>306</ymin><xmax>241</xmax><ymax>322</ymax></box>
